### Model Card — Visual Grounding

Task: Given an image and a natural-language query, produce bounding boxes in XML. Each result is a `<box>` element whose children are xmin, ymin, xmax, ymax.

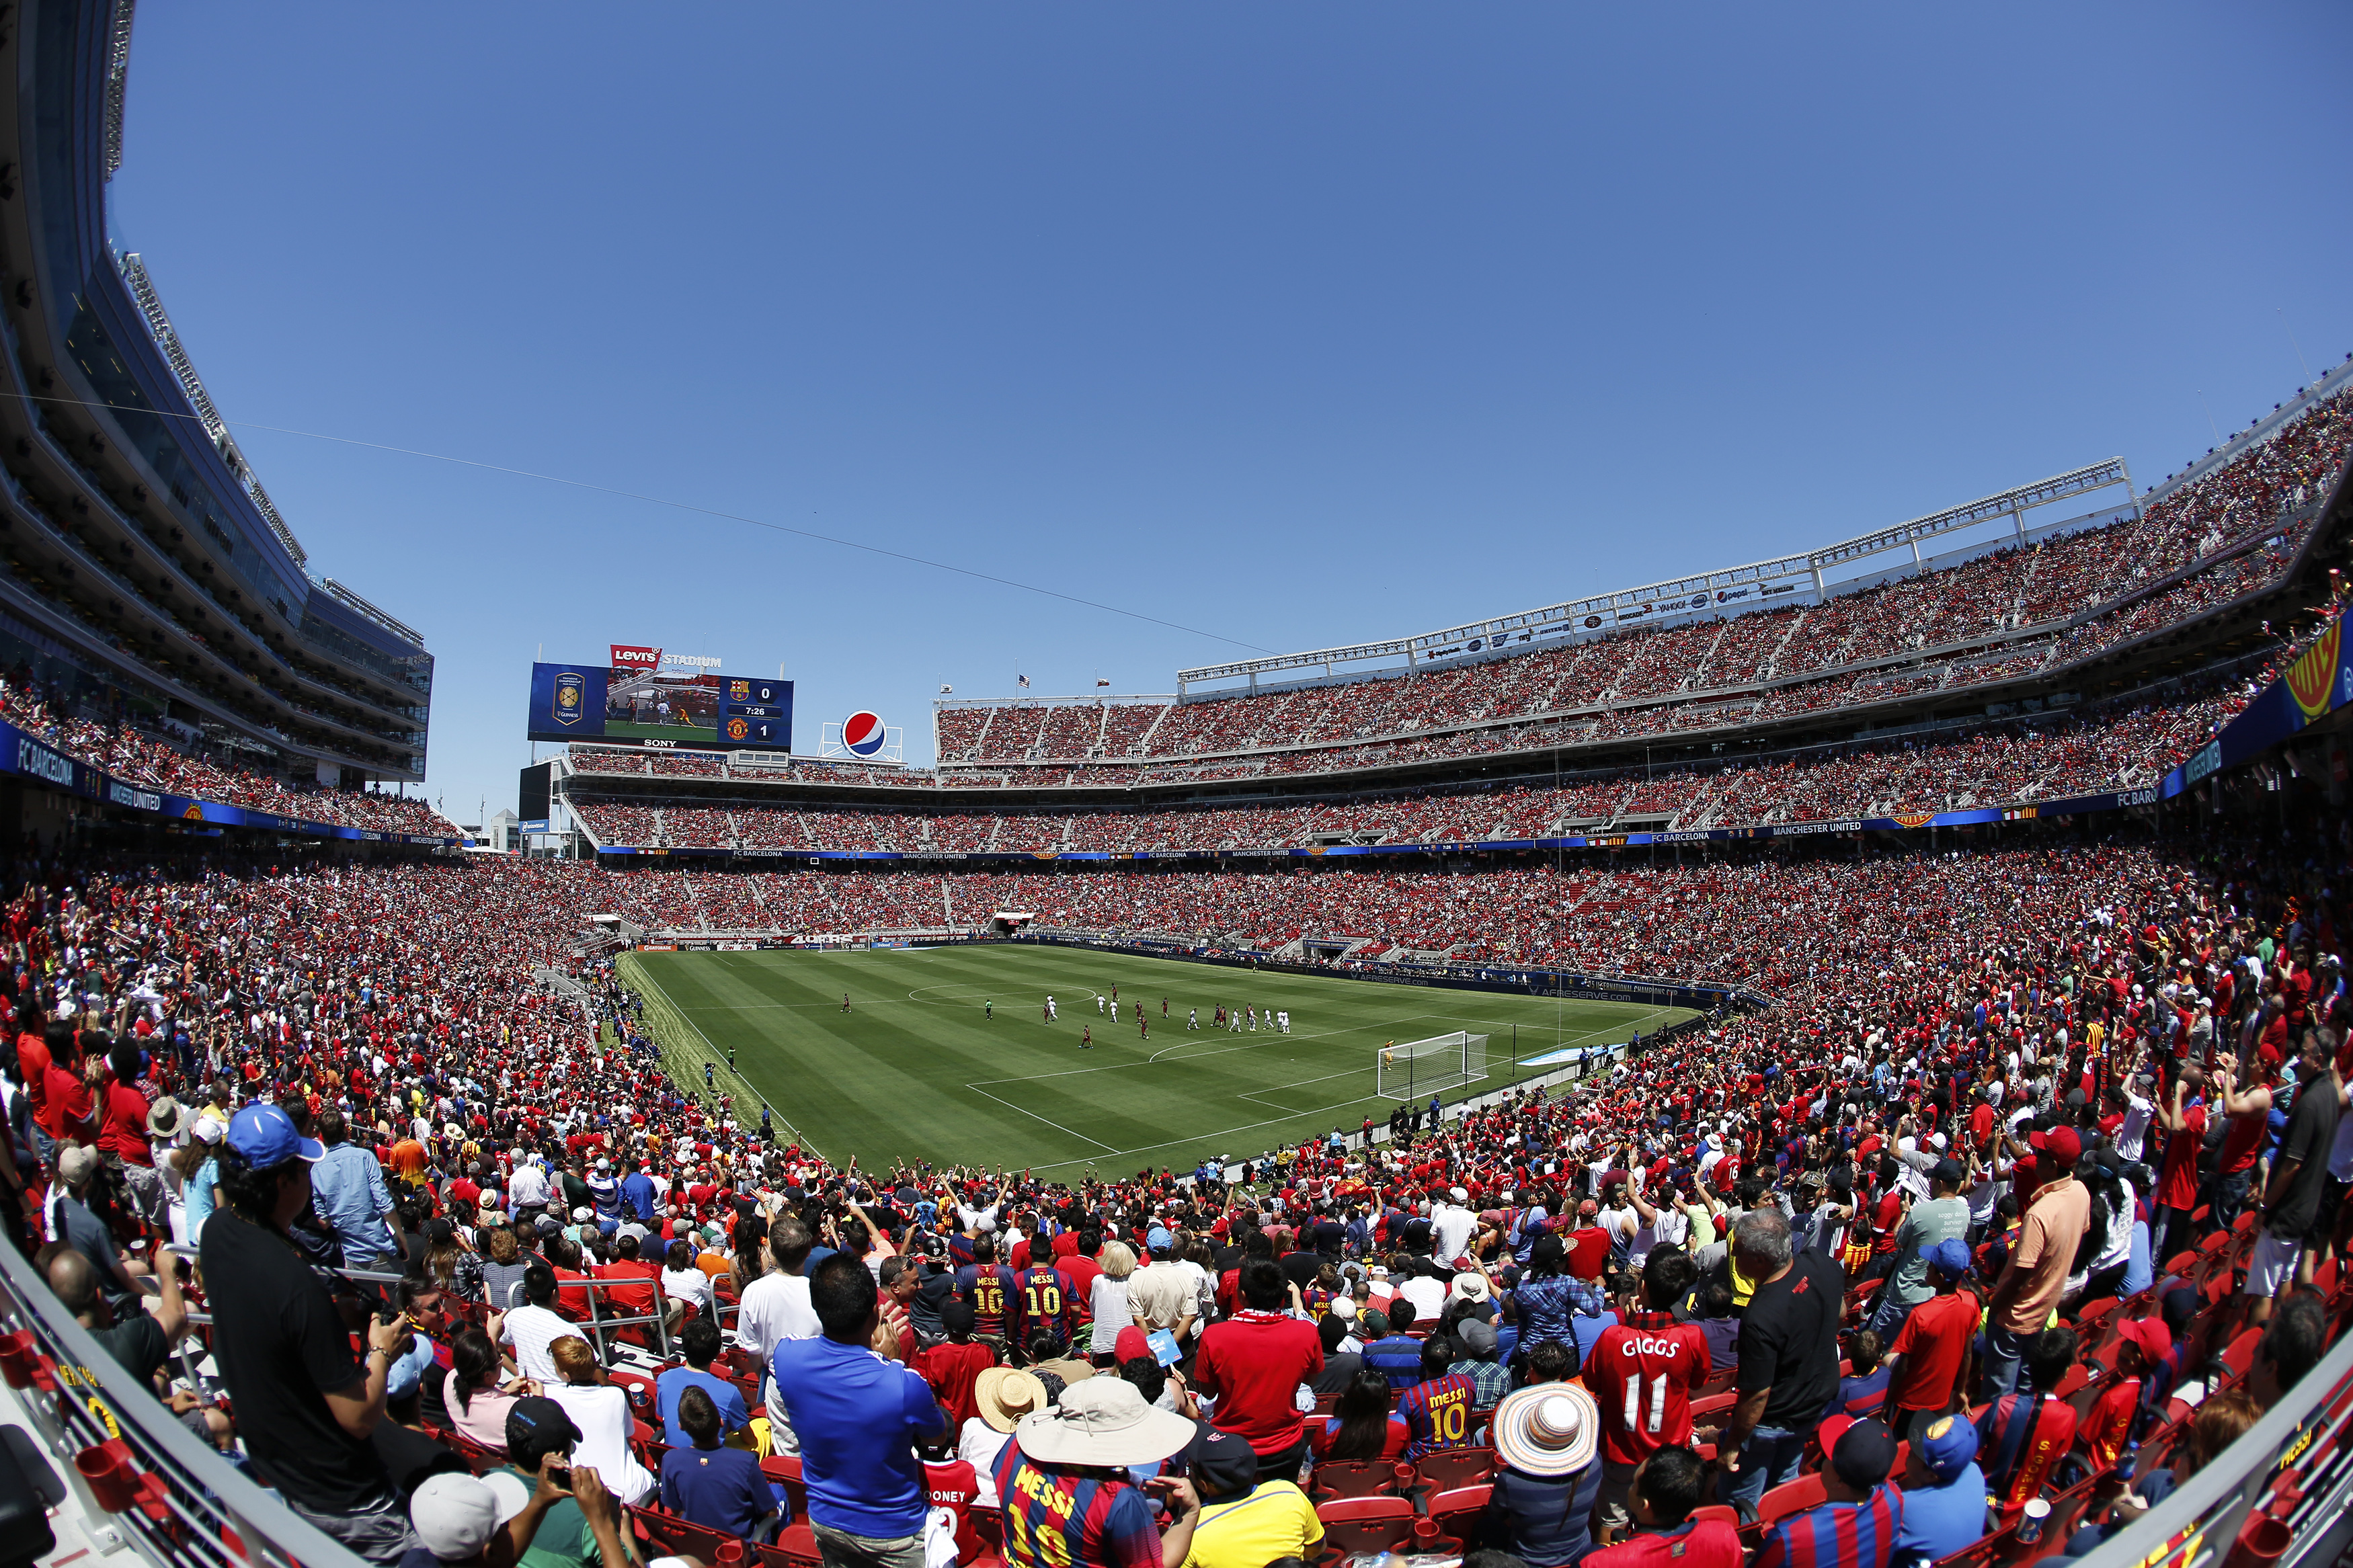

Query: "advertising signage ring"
<box><xmin>529</xmin><ymin>659</ymin><xmax>792</xmax><ymax>751</ymax></box>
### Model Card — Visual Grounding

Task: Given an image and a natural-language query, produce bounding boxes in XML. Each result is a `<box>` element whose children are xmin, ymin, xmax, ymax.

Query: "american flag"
<box><xmin>1017</xmin><ymin>673</ymin><xmax>1029</xmax><ymax>688</ymax></box>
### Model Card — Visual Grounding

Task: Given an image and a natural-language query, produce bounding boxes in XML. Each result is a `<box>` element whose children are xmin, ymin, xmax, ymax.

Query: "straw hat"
<box><xmin>146</xmin><ymin>1098</ymin><xmax>186</xmax><ymax>1139</ymax></box>
<box><xmin>1492</xmin><ymin>1383</ymin><xmax>1599</xmax><ymax>1477</ymax></box>
<box><xmin>973</xmin><ymin>1368</ymin><xmax>1049</xmax><ymax>1434</ymax></box>
<box><xmin>1010</xmin><ymin>1376</ymin><xmax>1193</xmax><ymax>1467</ymax></box>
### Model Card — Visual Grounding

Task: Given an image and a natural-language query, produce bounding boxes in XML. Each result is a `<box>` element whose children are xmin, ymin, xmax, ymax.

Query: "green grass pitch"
<box><xmin>621</xmin><ymin>945</ymin><xmax>1693</xmax><ymax>1175</ymax></box>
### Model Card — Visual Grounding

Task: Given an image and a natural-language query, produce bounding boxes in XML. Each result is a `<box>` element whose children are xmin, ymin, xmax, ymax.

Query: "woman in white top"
<box><xmin>660</xmin><ymin>1238</ymin><xmax>715</xmax><ymax>1331</ymax></box>
<box><xmin>543</xmin><ymin>1335</ymin><xmax>657</xmax><ymax>1505</ymax></box>
<box><xmin>1088</xmin><ymin>1241</ymin><xmax>1138</xmax><ymax>1358</ymax></box>
<box><xmin>961</xmin><ymin>1368</ymin><xmax>1048</xmax><ymax>1506</ymax></box>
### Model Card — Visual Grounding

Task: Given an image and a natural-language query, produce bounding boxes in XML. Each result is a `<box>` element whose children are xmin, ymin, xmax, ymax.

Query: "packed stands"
<box><xmin>915</xmin><ymin>384</ymin><xmax>2348</xmax><ymax>780</ymax></box>
<box><xmin>567</xmin><ymin>684</ymin><xmax>2247</xmax><ymax>854</ymax></box>
<box><xmin>12</xmin><ymin>771</ymin><xmax>2353</xmax><ymax>1568</ymax></box>
<box><xmin>0</xmin><ymin>672</ymin><xmax>456</xmax><ymax>836</ymax></box>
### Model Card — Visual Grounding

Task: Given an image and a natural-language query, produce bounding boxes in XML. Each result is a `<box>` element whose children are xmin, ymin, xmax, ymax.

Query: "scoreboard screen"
<box><xmin>715</xmin><ymin>677</ymin><xmax>791</xmax><ymax>749</ymax></box>
<box><xmin>528</xmin><ymin>661</ymin><xmax>793</xmax><ymax>751</ymax></box>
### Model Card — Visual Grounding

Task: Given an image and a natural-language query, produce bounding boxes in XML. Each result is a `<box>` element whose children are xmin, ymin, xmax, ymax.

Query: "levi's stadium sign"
<box><xmin>610</xmin><ymin>645</ymin><xmax>661</xmax><ymax>671</ymax></box>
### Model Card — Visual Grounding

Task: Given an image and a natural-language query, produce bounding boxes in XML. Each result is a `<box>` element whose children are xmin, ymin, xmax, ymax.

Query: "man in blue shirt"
<box><xmin>310</xmin><ymin>1109</ymin><xmax>402</xmax><ymax>1268</ymax></box>
<box><xmin>656</xmin><ymin>1318</ymin><xmax>750</xmax><ymax>1449</ymax></box>
<box><xmin>772</xmin><ymin>1253</ymin><xmax>948</xmax><ymax>1568</ymax></box>
<box><xmin>1363</xmin><ymin>1301</ymin><xmax>1427</xmax><ymax>1390</ymax></box>
<box><xmin>1891</xmin><ymin>1413</ymin><xmax>1985</xmax><ymax>1567</ymax></box>
<box><xmin>618</xmin><ymin>1162</ymin><xmax>659</xmax><ymax>1225</ymax></box>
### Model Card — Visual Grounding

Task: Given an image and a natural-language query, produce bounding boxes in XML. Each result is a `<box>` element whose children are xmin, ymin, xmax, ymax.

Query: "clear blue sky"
<box><xmin>106</xmin><ymin>4</ymin><xmax>2353</xmax><ymax>821</ymax></box>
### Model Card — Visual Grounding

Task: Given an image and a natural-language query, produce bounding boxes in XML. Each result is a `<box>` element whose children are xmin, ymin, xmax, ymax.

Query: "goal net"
<box><xmin>1375</xmin><ymin>1030</ymin><xmax>1489</xmax><ymax>1100</ymax></box>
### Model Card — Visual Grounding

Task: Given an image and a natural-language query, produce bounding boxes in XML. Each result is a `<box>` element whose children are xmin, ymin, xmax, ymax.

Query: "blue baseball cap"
<box><xmin>1916</xmin><ymin>1411</ymin><xmax>1980</xmax><ymax>1483</ymax></box>
<box><xmin>1925</xmin><ymin>1238</ymin><xmax>1973</xmax><ymax>1282</ymax></box>
<box><xmin>1146</xmin><ymin>1227</ymin><xmax>1175</xmax><ymax>1253</ymax></box>
<box><xmin>226</xmin><ymin>1104</ymin><xmax>324</xmax><ymax>1171</ymax></box>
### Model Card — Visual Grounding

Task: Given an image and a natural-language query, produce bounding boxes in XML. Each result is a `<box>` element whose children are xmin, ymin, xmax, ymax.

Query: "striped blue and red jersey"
<box><xmin>1398</xmin><ymin>1372</ymin><xmax>1477</xmax><ymax>1460</ymax></box>
<box><xmin>1752</xmin><ymin>1484</ymin><xmax>1906</xmax><ymax>1568</ymax></box>
<box><xmin>990</xmin><ymin>1445</ymin><xmax>1160</xmax><ymax>1568</ymax></box>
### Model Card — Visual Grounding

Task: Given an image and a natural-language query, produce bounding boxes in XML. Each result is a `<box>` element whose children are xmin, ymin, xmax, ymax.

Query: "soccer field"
<box><xmin>619</xmin><ymin>944</ymin><xmax>1692</xmax><ymax>1175</ymax></box>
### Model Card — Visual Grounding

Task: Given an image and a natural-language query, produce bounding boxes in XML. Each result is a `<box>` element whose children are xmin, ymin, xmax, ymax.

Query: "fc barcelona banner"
<box><xmin>2162</xmin><ymin>620</ymin><xmax>2353</xmax><ymax>799</ymax></box>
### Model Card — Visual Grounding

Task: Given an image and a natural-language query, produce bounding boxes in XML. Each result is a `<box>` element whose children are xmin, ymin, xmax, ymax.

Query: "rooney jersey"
<box><xmin>1585</xmin><ymin>1309</ymin><xmax>1712</xmax><ymax>1464</ymax></box>
<box><xmin>957</xmin><ymin>1263</ymin><xmax>1019</xmax><ymax>1338</ymax></box>
<box><xmin>1012</xmin><ymin>1266</ymin><xmax>1072</xmax><ymax>1349</ymax></box>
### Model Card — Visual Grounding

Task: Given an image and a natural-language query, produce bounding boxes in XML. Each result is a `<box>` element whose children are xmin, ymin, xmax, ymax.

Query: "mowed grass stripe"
<box><xmin>627</xmin><ymin>946</ymin><xmax>1688</xmax><ymax>1173</ymax></box>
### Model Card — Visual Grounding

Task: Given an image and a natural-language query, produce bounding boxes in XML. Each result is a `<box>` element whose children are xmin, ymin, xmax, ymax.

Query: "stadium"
<box><xmin>0</xmin><ymin>9</ymin><xmax>2345</xmax><ymax>1568</ymax></box>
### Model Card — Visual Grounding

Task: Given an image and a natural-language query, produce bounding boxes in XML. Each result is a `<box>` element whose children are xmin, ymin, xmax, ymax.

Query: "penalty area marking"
<box><xmin>1023</xmin><ymin>1004</ymin><xmax>1683</xmax><ymax>1173</ymax></box>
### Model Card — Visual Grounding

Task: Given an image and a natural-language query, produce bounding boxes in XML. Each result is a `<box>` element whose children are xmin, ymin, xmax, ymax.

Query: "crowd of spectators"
<box><xmin>15</xmin><ymin>788</ymin><xmax>2353</xmax><ymax>1568</ymax></box>
<box><xmin>920</xmin><ymin>384</ymin><xmax>2347</xmax><ymax>777</ymax></box>
<box><xmin>565</xmin><ymin>686</ymin><xmax>2246</xmax><ymax>854</ymax></box>
<box><xmin>0</xmin><ymin>673</ymin><xmax>455</xmax><ymax>836</ymax></box>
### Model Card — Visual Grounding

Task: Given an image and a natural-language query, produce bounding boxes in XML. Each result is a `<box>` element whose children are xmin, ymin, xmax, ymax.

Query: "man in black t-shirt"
<box><xmin>2243</xmin><ymin>1030</ymin><xmax>2343</xmax><ymax>1325</ymax></box>
<box><xmin>202</xmin><ymin>1104</ymin><xmax>418</xmax><ymax>1563</ymax></box>
<box><xmin>1716</xmin><ymin>1206</ymin><xmax>1841</xmax><ymax>1520</ymax></box>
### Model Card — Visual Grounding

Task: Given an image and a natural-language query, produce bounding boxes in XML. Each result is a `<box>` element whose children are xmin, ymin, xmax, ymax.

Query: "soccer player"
<box><xmin>1247</xmin><ymin>1007</ymin><xmax>1257</xmax><ymax>1031</ymax></box>
<box><xmin>986</xmin><ymin>999</ymin><xmax>992</xmax><ymax>1021</ymax></box>
<box><xmin>1097</xmin><ymin>994</ymin><xmax>1107</xmax><ymax>1016</ymax></box>
<box><xmin>956</xmin><ymin>1239</ymin><xmax>1019</xmax><ymax>1341</ymax></box>
<box><xmin>1140</xmin><ymin>1014</ymin><xmax>1149</xmax><ymax>1041</ymax></box>
<box><xmin>1110</xmin><ymin>985</ymin><xmax>1118</xmax><ymax>1005</ymax></box>
<box><xmin>1189</xmin><ymin>1007</ymin><xmax>1199</xmax><ymax>1031</ymax></box>
<box><xmin>1278</xmin><ymin>1010</ymin><xmax>1290</xmax><ymax>1034</ymax></box>
<box><xmin>1160</xmin><ymin>997</ymin><xmax>1168</xmax><ymax>1017</ymax></box>
<box><xmin>1587</xmin><ymin>1251</ymin><xmax>1710</xmax><ymax>1540</ymax></box>
<box><xmin>1082</xmin><ymin>1025</ymin><xmax>1092</xmax><ymax>1050</ymax></box>
<box><xmin>841</xmin><ymin>992</ymin><xmax>851</xmax><ymax>1013</ymax></box>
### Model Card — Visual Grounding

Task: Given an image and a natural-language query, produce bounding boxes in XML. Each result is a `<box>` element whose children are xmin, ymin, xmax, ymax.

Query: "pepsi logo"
<box><xmin>843</xmin><ymin>711</ymin><xmax>886</xmax><ymax>756</ymax></box>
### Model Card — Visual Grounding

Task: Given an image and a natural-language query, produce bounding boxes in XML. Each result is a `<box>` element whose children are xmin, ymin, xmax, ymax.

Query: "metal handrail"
<box><xmin>0</xmin><ymin>1229</ymin><xmax>368</xmax><ymax>1568</ymax></box>
<box><xmin>2081</xmin><ymin>1322</ymin><xmax>2353</xmax><ymax>1568</ymax></box>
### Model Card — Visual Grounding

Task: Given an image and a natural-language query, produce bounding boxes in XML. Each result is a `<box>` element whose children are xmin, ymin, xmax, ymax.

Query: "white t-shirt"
<box><xmin>497</xmin><ymin>1303</ymin><xmax>576</xmax><ymax>1387</ymax></box>
<box><xmin>545</xmin><ymin>1383</ymin><xmax>655</xmax><ymax>1505</ymax></box>
<box><xmin>662</xmin><ymin>1266</ymin><xmax>715</xmax><ymax>1312</ymax></box>
<box><xmin>2116</xmin><ymin>1091</ymin><xmax>2156</xmax><ymax>1163</ymax></box>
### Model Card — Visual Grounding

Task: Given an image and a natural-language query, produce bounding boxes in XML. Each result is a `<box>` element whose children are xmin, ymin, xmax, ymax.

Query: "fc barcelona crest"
<box><xmin>553</xmin><ymin>671</ymin><xmax>586</xmax><ymax>727</ymax></box>
<box><xmin>729</xmin><ymin>679</ymin><xmax>751</xmax><ymax>700</ymax></box>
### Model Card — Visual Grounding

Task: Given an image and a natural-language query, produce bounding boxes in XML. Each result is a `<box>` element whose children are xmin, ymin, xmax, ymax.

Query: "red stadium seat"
<box><xmin>1314</xmin><ymin>1496</ymin><xmax>1417</xmax><ymax>1557</ymax></box>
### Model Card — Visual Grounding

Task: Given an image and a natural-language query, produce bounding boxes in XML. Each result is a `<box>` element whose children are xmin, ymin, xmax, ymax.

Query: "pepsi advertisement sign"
<box><xmin>842</xmin><ymin>711</ymin><xmax>887</xmax><ymax>757</ymax></box>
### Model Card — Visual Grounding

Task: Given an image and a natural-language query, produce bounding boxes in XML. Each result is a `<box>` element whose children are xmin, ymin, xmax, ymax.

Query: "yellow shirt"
<box><xmin>1182</xmin><ymin>1482</ymin><xmax>1322</xmax><ymax>1568</ymax></box>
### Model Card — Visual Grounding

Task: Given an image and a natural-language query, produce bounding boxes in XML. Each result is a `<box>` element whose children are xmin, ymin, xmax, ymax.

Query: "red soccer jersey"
<box><xmin>2156</xmin><ymin>1104</ymin><xmax>2206</xmax><ymax>1210</ymax></box>
<box><xmin>1584</xmin><ymin>1309</ymin><xmax>1712</xmax><ymax>1464</ymax></box>
<box><xmin>1887</xmin><ymin>1290</ymin><xmax>1977</xmax><ymax>1411</ymax></box>
<box><xmin>1584</xmin><ymin>1518</ymin><xmax>1745</xmax><ymax>1568</ymax></box>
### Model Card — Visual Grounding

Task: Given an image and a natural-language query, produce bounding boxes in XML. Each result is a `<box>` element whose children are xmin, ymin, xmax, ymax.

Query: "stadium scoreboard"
<box><xmin>527</xmin><ymin>658</ymin><xmax>794</xmax><ymax>751</ymax></box>
<box><xmin>715</xmin><ymin>677</ymin><xmax>789</xmax><ymax>747</ymax></box>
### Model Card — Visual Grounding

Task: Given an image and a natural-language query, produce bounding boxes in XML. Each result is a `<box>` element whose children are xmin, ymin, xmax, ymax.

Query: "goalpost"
<box><xmin>1375</xmin><ymin>1030</ymin><xmax>1489</xmax><ymax>1100</ymax></box>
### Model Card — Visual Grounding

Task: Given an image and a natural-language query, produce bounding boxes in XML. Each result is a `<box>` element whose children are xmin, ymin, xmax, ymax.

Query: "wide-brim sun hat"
<box><xmin>1492</xmin><ymin>1382</ymin><xmax>1599</xmax><ymax>1477</ymax></box>
<box><xmin>1011</xmin><ymin>1375</ymin><xmax>1194</xmax><ymax>1467</ymax></box>
<box><xmin>973</xmin><ymin>1367</ymin><xmax>1049</xmax><ymax>1434</ymax></box>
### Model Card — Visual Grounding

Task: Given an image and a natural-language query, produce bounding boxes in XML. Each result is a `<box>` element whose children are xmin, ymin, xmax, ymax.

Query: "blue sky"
<box><xmin>106</xmin><ymin>4</ymin><xmax>2353</xmax><ymax>821</ymax></box>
